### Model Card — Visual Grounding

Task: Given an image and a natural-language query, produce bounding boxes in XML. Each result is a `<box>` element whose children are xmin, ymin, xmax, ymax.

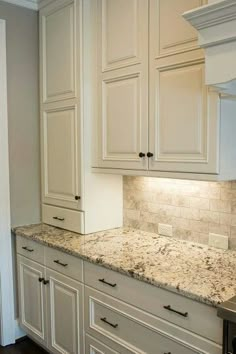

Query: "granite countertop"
<box><xmin>13</xmin><ymin>223</ymin><xmax>236</xmax><ymax>307</ymax></box>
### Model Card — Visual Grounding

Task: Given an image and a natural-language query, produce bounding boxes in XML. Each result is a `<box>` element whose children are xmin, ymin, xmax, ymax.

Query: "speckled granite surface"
<box><xmin>13</xmin><ymin>223</ymin><xmax>236</xmax><ymax>307</ymax></box>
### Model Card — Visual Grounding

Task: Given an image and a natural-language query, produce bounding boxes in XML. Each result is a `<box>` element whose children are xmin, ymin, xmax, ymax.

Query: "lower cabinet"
<box><xmin>85</xmin><ymin>335</ymin><xmax>118</xmax><ymax>354</ymax></box>
<box><xmin>17</xmin><ymin>255</ymin><xmax>83</xmax><ymax>354</ymax></box>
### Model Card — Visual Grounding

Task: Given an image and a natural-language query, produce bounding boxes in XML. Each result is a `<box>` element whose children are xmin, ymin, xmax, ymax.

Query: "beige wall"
<box><xmin>0</xmin><ymin>1</ymin><xmax>40</xmax><ymax>226</ymax></box>
<box><xmin>124</xmin><ymin>176</ymin><xmax>236</xmax><ymax>249</ymax></box>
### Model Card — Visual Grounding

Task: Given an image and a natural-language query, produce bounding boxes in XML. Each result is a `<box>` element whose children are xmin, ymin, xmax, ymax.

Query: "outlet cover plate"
<box><xmin>209</xmin><ymin>233</ymin><xmax>228</xmax><ymax>250</ymax></box>
<box><xmin>158</xmin><ymin>223</ymin><xmax>173</xmax><ymax>237</ymax></box>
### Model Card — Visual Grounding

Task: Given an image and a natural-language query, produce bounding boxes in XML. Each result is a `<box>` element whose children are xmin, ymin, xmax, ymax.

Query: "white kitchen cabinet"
<box><xmin>40</xmin><ymin>0</ymin><xmax>122</xmax><ymax>234</ymax></box>
<box><xmin>93</xmin><ymin>0</ymin><xmax>236</xmax><ymax>180</ymax></box>
<box><xmin>17</xmin><ymin>256</ymin><xmax>47</xmax><ymax>347</ymax></box>
<box><xmin>85</xmin><ymin>335</ymin><xmax>118</xmax><ymax>354</ymax></box>
<box><xmin>95</xmin><ymin>0</ymin><xmax>149</xmax><ymax>170</ymax></box>
<box><xmin>46</xmin><ymin>269</ymin><xmax>83</xmax><ymax>354</ymax></box>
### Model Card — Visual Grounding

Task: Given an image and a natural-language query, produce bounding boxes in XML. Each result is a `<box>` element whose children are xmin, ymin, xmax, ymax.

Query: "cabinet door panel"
<box><xmin>41</xmin><ymin>0</ymin><xmax>75</xmax><ymax>103</ymax></box>
<box><xmin>42</xmin><ymin>105</ymin><xmax>81</xmax><ymax>210</ymax></box>
<box><xmin>151</xmin><ymin>0</ymin><xmax>206</xmax><ymax>58</ymax></box>
<box><xmin>17</xmin><ymin>256</ymin><xmax>47</xmax><ymax>346</ymax></box>
<box><xmin>86</xmin><ymin>334</ymin><xmax>118</xmax><ymax>354</ymax></box>
<box><xmin>149</xmin><ymin>62</ymin><xmax>219</xmax><ymax>173</ymax></box>
<box><xmin>47</xmin><ymin>269</ymin><xmax>83</xmax><ymax>354</ymax></box>
<box><xmin>97</xmin><ymin>0</ymin><xmax>148</xmax><ymax>170</ymax></box>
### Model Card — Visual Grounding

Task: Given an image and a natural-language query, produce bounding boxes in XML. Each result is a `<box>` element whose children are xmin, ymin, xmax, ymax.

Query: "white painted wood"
<box><xmin>42</xmin><ymin>204</ymin><xmax>84</xmax><ymax>233</ymax></box>
<box><xmin>183</xmin><ymin>0</ymin><xmax>236</xmax><ymax>95</ymax></box>
<box><xmin>0</xmin><ymin>19</ymin><xmax>15</xmax><ymax>346</ymax></box>
<box><xmin>86</xmin><ymin>334</ymin><xmax>119</xmax><ymax>354</ymax></box>
<box><xmin>152</xmin><ymin>0</ymin><xmax>207</xmax><ymax>58</ymax></box>
<box><xmin>17</xmin><ymin>256</ymin><xmax>47</xmax><ymax>346</ymax></box>
<box><xmin>46</xmin><ymin>269</ymin><xmax>83</xmax><ymax>354</ymax></box>
<box><xmin>96</xmin><ymin>0</ymin><xmax>149</xmax><ymax>170</ymax></box>
<box><xmin>40</xmin><ymin>0</ymin><xmax>123</xmax><ymax>234</ymax></box>
<box><xmin>40</xmin><ymin>0</ymin><xmax>76</xmax><ymax>103</ymax></box>
<box><xmin>41</xmin><ymin>103</ymin><xmax>81</xmax><ymax>210</ymax></box>
<box><xmin>85</xmin><ymin>286</ymin><xmax>221</xmax><ymax>354</ymax></box>
<box><xmin>149</xmin><ymin>59</ymin><xmax>220</xmax><ymax>173</ymax></box>
<box><xmin>84</xmin><ymin>261</ymin><xmax>222</xmax><ymax>345</ymax></box>
<box><xmin>16</xmin><ymin>236</ymin><xmax>45</xmax><ymax>264</ymax></box>
<box><xmin>45</xmin><ymin>247</ymin><xmax>83</xmax><ymax>282</ymax></box>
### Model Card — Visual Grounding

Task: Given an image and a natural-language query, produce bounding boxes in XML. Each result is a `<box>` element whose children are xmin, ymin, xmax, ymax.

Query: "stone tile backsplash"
<box><xmin>123</xmin><ymin>176</ymin><xmax>236</xmax><ymax>249</ymax></box>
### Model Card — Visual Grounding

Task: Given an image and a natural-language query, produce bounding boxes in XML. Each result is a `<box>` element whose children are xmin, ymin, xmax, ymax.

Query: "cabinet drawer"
<box><xmin>85</xmin><ymin>334</ymin><xmax>118</xmax><ymax>354</ymax></box>
<box><xmin>45</xmin><ymin>246</ymin><xmax>83</xmax><ymax>282</ymax></box>
<box><xmin>84</xmin><ymin>262</ymin><xmax>223</xmax><ymax>344</ymax></box>
<box><xmin>85</xmin><ymin>287</ymin><xmax>210</xmax><ymax>354</ymax></box>
<box><xmin>42</xmin><ymin>204</ymin><xmax>84</xmax><ymax>234</ymax></box>
<box><xmin>16</xmin><ymin>236</ymin><xmax>45</xmax><ymax>264</ymax></box>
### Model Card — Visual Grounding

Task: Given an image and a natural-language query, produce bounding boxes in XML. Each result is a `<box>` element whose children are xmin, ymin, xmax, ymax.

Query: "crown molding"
<box><xmin>0</xmin><ymin>0</ymin><xmax>54</xmax><ymax>10</ymax></box>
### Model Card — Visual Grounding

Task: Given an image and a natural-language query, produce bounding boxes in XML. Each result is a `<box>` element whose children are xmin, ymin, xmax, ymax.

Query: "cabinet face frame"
<box><xmin>17</xmin><ymin>256</ymin><xmax>47</xmax><ymax>347</ymax></box>
<box><xmin>40</xmin><ymin>0</ymin><xmax>77</xmax><ymax>104</ymax></box>
<box><xmin>46</xmin><ymin>269</ymin><xmax>83</xmax><ymax>354</ymax></box>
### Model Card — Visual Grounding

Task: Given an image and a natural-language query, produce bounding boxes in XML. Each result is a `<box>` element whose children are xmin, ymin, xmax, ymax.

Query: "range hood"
<box><xmin>183</xmin><ymin>0</ymin><xmax>236</xmax><ymax>95</ymax></box>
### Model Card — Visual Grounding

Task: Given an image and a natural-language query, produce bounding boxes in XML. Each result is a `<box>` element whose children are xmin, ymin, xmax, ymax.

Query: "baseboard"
<box><xmin>15</xmin><ymin>319</ymin><xmax>25</xmax><ymax>340</ymax></box>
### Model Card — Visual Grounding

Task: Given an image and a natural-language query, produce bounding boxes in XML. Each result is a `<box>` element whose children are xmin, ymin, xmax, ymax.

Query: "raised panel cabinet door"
<box><xmin>150</xmin><ymin>0</ymin><xmax>207</xmax><ymax>58</ymax></box>
<box><xmin>46</xmin><ymin>269</ymin><xmax>83</xmax><ymax>354</ymax></box>
<box><xmin>40</xmin><ymin>0</ymin><xmax>78</xmax><ymax>103</ymax></box>
<box><xmin>97</xmin><ymin>0</ymin><xmax>149</xmax><ymax>170</ymax></box>
<box><xmin>41</xmin><ymin>104</ymin><xmax>81</xmax><ymax>210</ymax></box>
<box><xmin>17</xmin><ymin>256</ymin><xmax>47</xmax><ymax>347</ymax></box>
<box><xmin>149</xmin><ymin>61</ymin><xmax>220</xmax><ymax>174</ymax></box>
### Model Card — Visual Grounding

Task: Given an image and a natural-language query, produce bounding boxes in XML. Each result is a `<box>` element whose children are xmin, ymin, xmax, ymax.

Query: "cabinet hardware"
<box><xmin>163</xmin><ymin>305</ymin><xmax>188</xmax><ymax>318</ymax></box>
<box><xmin>53</xmin><ymin>216</ymin><xmax>65</xmax><ymax>221</ymax></box>
<box><xmin>54</xmin><ymin>260</ymin><xmax>68</xmax><ymax>267</ymax></box>
<box><xmin>164</xmin><ymin>352</ymin><xmax>171</xmax><ymax>354</ymax></box>
<box><xmin>98</xmin><ymin>278</ymin><xmax>117</xmax><ymax>288</ymax></box>
<box><xmin>22</xmin><ymin>246</ymin><xmax>34</xmax><ymax>252</ymax></box>
<box><xmin>100</xmin><ymin>317</ymin><xmax>118</xmax><ymax>329</ymax></box>
<box><xmin>43</xmin><ymin>280</ymin><xmax>49</xmax><ymax>285</ymax></box>
<box><xmin>147</xmin><ymin>152</ymin><xmax>153</xmax><ymax>158</ymax></box>
<box><xmin>139</xmin><ymin>152</ymin><xmax>145</xmax><ymax>158</ymax></box>
<box><xmin>75</xmin><ymin>195</ymin><xmax>80</xmax><ymax>200</ymax></box>
<box><xmin>38</xmin><ymin>277</ymin><xmax>44</xmax><ymax>282</ymax></box>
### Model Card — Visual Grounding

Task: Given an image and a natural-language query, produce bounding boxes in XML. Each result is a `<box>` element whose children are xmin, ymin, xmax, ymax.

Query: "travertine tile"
<box><xmin>180</xmin><ymin>207</ymin><xmax>200</xmax><ymax>220</ymax></box>
<box><xmin>200</xmin><ymin>210</ymin><xmax>220</xmax><ymax>224</ymax></box>
<box><xmin>210</xmin><ymin>199</ymin><xmax>231</xmax><ymax>213</ymax></box>
<box><xmin>189</xmin><ymin>197</ymin><xmax>209</xmax><ymax>210</ymax></box>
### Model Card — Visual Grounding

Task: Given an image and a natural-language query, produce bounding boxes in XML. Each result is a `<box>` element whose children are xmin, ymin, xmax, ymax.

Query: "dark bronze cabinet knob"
<box><xmin>139</xmin><ymin>152</ymin><xmax>145</xmax><ymax>158</ymax></box>
<box><xmin>147</xmin><ymin>152</ymin><xmax>153</xmax><ymax>158</ymax></box>
<box><xmin>75</xmin><ymin>196</ymin><xmax>80</xmax><ymax>200</ymax></box>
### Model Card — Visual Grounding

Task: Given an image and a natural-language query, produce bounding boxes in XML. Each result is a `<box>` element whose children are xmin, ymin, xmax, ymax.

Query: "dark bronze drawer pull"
<box><xmin>53</xmin><ymin>216</ymin><xmax>65</xmax><ymax>221</ymax></box>
<box><xmin>164</xmin><ymin>352</ymin><xmax>171</xmax><ymax>354</ymax></box>
<box><xmin>163</xmin><ymin>305</ymin><xmax>188</xmax><ymax>318</ymax></box>
<box><xmin>22</xmin><ymin>246</ymin><xmax>34</xmax><ymax>252</ymax></box>
<box><xmin>100</xmin><ymin>317</ymin><xmax>118</xmax><ymax>329</ymax></box>
<box><xmin>54</xmin><ymin>260</ymin><xmax>68</xmax><ymax>267</ymax></box>
<box><xmin>98</xmin><ymin>278</ymin><xmax>117</xmax><ymax>288</ymax></box>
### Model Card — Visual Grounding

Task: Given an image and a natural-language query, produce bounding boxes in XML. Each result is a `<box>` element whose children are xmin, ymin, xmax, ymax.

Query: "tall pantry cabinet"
<box><xmin>40</xmin><ymin>0</ymin><xmax>123</xmax><ymax>234</ymax></box>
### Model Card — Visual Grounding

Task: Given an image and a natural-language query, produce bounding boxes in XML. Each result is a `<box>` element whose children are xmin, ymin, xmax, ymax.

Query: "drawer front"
<box><xmin>42</xmin><ymin>204</ymin><xmax>84</xmax><ymax>234</ymax></box>
<box><xmin>85</xmin><ymin>287</ymin><xmax>201</xmax><ymax>354</ymax></box>
<box><xmin>85</xmin><ymin>334</ymin><xmax>118</xmax><ymax>354</ymax></box>
<box><xmin>45</xmin><ymin>246</ymin><xmax>83</xmax><ymax>282</ymax></box>
<box><xmin>16</xmin><ymin>236</ymin><xmax>45</xmax><ymax>264</ymax></box>
<box><xmin>84</xmin><ymin>262</ymin><xmax>223</xmax><ymax>344</ymax></box>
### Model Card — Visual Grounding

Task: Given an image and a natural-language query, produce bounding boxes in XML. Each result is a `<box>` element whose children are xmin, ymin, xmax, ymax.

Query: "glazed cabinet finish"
<box><xmin>96</xmin><ymin>0</ymin><xmax>149</xmax><ymax>170</ymax></box>
<box><xmin>40</xmin><ymin>0</ymin><xmax>82</xmax><ymax>211</ymax></box>
<box><xmin>16</xmin><ymin>237</ymin><xmax>222</xmax><ymax>354</ymax></box>
<box><xmin>94</xmin><ymin>0</ymin><xmax>226</xmax><ymax>177</ymax></box>
<box><xmin>46</xmin><ymin>269</ymin><xmax>83</xmax><ymax>354</ymax></box>
<box><xmin>17</xmin><ymin>240</ymin><xmax>83</xmax><ymax>354</ymax></box>
<box><xmin>17</xmin><ymin>256</ymin><xmax>47</xmax><ymax>347</ymax></box>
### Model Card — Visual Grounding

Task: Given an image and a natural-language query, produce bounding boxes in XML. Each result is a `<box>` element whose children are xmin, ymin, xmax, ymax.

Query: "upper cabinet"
<box><xmin>96</xmin><ymin>0</ymin><xmax>149</xmax><ymax>170</ymax></box>
<box><xmin>40</xmin><ymin>0</ymin><xmax>123</xmax><ymax>234</ymax></box>
<box><xmin>93</xmin><ymin>0</ymin><xmax>236</xmax><ymax>181</ymax></box>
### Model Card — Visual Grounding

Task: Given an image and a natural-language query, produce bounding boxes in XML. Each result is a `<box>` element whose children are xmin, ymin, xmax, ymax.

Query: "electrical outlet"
<box><xmin>158</xmin><ymin>223</ymin><xmax>173</xmax><ymax>237</ymax></box>
<box><xmin>208</xmin><ymin>233</ymin><xmax>229</xmax><ymax>250</ymax></box>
